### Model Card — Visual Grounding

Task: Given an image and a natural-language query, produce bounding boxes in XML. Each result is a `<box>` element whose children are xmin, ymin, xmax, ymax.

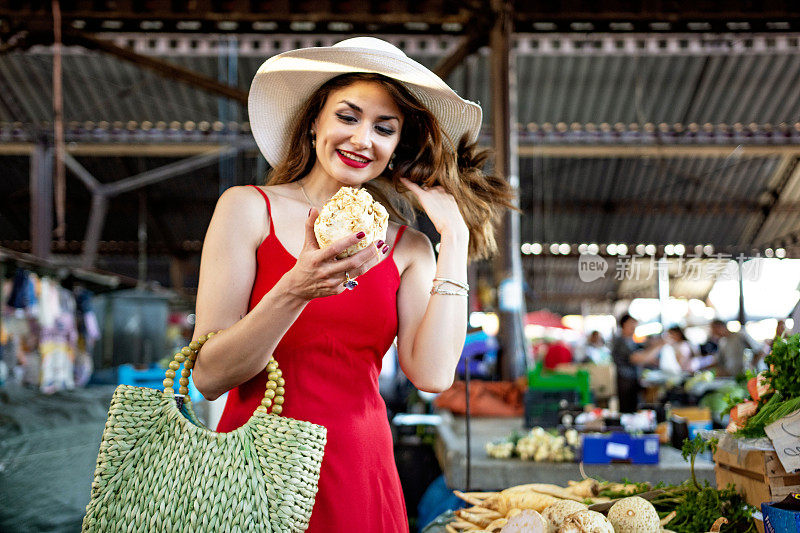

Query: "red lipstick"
<box><xmin>336</xmin><ymin>149</ymin><xmax>371</xmax><ymax>168</ymax></box>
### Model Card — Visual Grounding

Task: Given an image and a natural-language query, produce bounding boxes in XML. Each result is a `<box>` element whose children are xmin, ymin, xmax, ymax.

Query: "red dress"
<box><xmin>217</xmin><ymin>185</ymin><xmax>409</xmax><ymax>532</ymax></box>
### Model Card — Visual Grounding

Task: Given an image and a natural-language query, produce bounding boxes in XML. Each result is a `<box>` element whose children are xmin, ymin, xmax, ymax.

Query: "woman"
<box><xmin>191</xmin><ymin>37</ymin><xmax>511</xmax><ymax>532</ymax></box>
<box><xmin>664</xmin><ymin>325</ymin><xmax>697</xmax><ymax>372</ymax></box>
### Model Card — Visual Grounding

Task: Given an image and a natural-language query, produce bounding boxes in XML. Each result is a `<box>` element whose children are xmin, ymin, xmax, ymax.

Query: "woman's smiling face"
<box><xmin>310</xmin><ymin>80</ymin><xmax>404</xmax><ymax>186</ymax></box>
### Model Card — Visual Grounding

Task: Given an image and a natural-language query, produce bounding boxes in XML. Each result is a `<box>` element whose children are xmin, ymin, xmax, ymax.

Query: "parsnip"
<box><xmin>502</xmin><ymin>483</ymin><xmax>585</xmax><ymax>502</ymax></box>
<box><xmin>566</xmin><ymin>478</ymin><xmax>600</xmax><ymax>498</ymax></box>
<box><xmin>456</xmin><ymin>509</ymin><xmax>499</xmax><ymax>528</ymax></box>
<box><xmin>485</xmin><ymin>518</ymin><xmax>508</xmax><ymax>532</ymax></box>
<box><xmin>483</xmin><ymin>489</ymin><xmax>561</xmax><ymax>514</ymax></box>
<box><xmin>709</xmin><ymin>517</ymin><xmax>728</xmax><ymax>533</ymax></box>
<box><xmin>454</xmin><ymin>490</ymin><xmax>492</xmax><ymax>507</ymax></box>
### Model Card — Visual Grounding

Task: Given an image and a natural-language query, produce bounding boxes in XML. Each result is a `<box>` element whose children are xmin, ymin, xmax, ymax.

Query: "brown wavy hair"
<box><xmin>265</xmin><ymin>72</ymin><xmax>514</xmax><ymax>259</ymax></box>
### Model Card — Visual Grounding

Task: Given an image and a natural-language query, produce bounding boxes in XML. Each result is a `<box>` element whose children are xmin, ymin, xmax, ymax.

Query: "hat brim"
<box><xmin>248</xmin><ymin>45</ymin><xmax>482</xmax><ymax>167</ymax></box>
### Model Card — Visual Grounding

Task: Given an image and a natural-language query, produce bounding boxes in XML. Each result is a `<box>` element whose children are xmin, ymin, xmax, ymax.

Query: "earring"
<box><xmin>310</xmin><ymin>131</ymin><xmax>316</xmax><ymax>149</ymax></box>
<box><xmin>388</xmin><ymin>153</ymin><xmax>395</xmax><ymax>171</ymax></box>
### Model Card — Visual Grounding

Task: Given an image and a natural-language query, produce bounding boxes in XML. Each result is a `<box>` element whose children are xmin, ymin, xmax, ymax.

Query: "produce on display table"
<box><xmin>446</xmin><ymin>437</ymin><xmax>756</xmax><ymax>533</ymax></box>
<box><xmin>486</xmin><ymin>427</ymin><xmax>580</xmax><ymax>462</ymax></box>
<box><xmin>543</xmin><ymin>500</ymin><xmax>595</xmax><ymax>529</ymax></box>
<box><xmin>447</xmin><ymin>488</ymin><xmax>675</xmax><ymax>532</ymax></box>
<box><xmin>606</xmin><ymin>496</ymin><xmax>660</xmax><ymax>532</ymax></box>
<box><xmin>559</xmin><ymin>509</ymin><xmax>614</xmax><ymax>533</ymax></box>
<box><xmin>646</xmin><ymin>437</ymin><xmax>757</xmax><ymax>533</ymax></box>
<box><xmin>726</xmin><ymin>334</ymin><xmax>800</xmax><ymax>437</ymax></box>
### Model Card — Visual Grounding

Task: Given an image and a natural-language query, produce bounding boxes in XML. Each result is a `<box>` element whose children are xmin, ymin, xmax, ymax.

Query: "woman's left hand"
<box><xmin>399</xmin><ymin>177</ymin><xmax>468</xmax><ymax>238</ymax></box>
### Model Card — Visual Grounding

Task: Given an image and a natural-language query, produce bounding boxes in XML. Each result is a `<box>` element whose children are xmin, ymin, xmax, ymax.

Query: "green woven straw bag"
<box><xmin>82</xmin><ymin>331</ymin><xmax>327</xmax><ymax>533</ymax></box>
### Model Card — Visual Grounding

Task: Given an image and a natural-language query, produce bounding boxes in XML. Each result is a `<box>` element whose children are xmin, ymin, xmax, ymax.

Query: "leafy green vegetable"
<box><xmin>596</xmin><ymin>479</ymin><xmax>656</xmax><ymax>499</ymax></box>
<box><xmin>736</xmin><ymin>393</ymin><xmax>800</xmax><ymax>438</ymax></box>
<box><xmin>735</xmin><ymin>369</ymin><xmax>758</xmax><ymax>386</ymax></box>
<box><xmin>652</xmin><ymin>483</ymin><xmax>757</xmax><ymax>533</ymax></box>
<box><xmin>700</xmin><ymin>385</ymin><xmax>749</xmax><ymax>419</ymax></box>
<box><xmin>681</xmin><ymin>435</ymin><xmax>718</xmax><ymax>489</ymax></box>
<box><xmin>647</xmin><ymin>437</ymin><xmax>756</xmax><ymax>533</ymax></box>
<box><xmin>764</xmin><ymin>334</ymin><xmax>800</xmax><ymax>398</ymax></box>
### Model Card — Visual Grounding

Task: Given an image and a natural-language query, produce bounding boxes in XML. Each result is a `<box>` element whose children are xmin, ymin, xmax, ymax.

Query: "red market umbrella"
<box><xmin>525</xmin><ymin>310</ymin><xmax>570</xmax><ymax>329</ymax></box>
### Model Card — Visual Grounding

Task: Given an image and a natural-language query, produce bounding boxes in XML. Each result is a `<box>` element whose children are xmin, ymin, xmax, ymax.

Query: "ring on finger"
<box><xmin>343</xmin><ymin>271</ymin><xmax>358</xmax><ymax>290</ymax></box>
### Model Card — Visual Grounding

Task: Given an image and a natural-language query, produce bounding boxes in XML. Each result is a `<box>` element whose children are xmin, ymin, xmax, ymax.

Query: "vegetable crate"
<box><xmin>580</xmin><ymin>432</ymin><xmax>660</xmax><ymax>464</ymax></box>
<box><xmin>714</xmin><ymin>447</ymin><xmax>800</xmax><ymax>509</ymax></box>
<box><xmin>523</xmin><ymin>388</ymin><xmax>581</xmax><ymax>428</ymax></box>
<box><xmin>527</xmin><ymin>362</ymin><xmax>591</xmax><ymax>405</ymax></box>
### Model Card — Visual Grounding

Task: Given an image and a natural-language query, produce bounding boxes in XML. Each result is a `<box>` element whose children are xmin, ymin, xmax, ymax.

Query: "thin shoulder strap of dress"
<box><xmin>248</xmin><ymin>184</ymin><xmax>272</xmax><ymax>233</ymax></box>
<box><xmin>389</xmin><ymin>225</ymin><xmax>408</xmax><ymax>256</ymax></box>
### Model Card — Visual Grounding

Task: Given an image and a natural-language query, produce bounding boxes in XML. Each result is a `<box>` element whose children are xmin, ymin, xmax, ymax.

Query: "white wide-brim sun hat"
<box><xmin>248</xmin><ymin>37</ymin><xmax>483</xmax><ymax>167</ymax></box>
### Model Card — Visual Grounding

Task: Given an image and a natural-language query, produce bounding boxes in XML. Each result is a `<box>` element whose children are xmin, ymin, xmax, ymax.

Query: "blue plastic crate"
<box><xmin>581</xmin><ymin>432</ymin><xmax>660</xmax><ymax>464</ymax></box>
<box><xmin>763</xmin><ymin>500</ymin><xmax>800</xmax><ymax>533</ymax></box>
<box><xmin>117</xmin><ymin>364</ymin><xmax>202</xmax><ymax>403</ymax></box>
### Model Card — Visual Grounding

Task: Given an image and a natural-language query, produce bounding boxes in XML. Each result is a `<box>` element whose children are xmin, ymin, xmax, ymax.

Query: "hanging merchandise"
<box><xmin>37</xmin><ymin>278</ymin><xmax>77</xmax><ymax>393</ymax></box>
<box><xmin>2</xmin><ymin>271</ymin><xmax>40</xmax><ymax>386</ymax></box>
<box><xmin>1</xmin><ymin>259</ymin><xmax>105</xmax><ymax>391</ymax></box>
<box><xmin>73</xmin><ymin>287</ymin><xmax>98</xmax><ymax>387</ymax></box>
<box><xmin>6</xmin><ymin>269</ymin><xmax>36</xmax><ymax>310</ymax></box>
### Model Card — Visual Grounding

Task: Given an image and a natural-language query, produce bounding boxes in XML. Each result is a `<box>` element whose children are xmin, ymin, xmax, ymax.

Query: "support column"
<box><xmin>218</xmin><ymin>36</ymin><xmax>238</xmax><ymax>193</ymax></box>
<box><xmin>738</xmin><ymin>259</ymin><xmax>746</xmax><ymax>325</ymax></box>
<box><xmin>658</xmin><ymin>257</ymin><xmax>669</xmax><ymax>326</ymax></box>
<box><xmin>30</xmin><ymin>141</ymin><xmax>54</xmax><ymax>259</ymax></box>
<box><xmin>138</xmin><ymin>191</ymin><xmax>148</xmax><ymax>287</ymax></box>
<box><xmin>81</xmin><ymin>193</ymin><xmax>108</xmax><ymax>269</ymax></box>
<box><xmin>491</xmin><ymin>0</ymin><xmax>527</xmax><ymax>380</ymax></box>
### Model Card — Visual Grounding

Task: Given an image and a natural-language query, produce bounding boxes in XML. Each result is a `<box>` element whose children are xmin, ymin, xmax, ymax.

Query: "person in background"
<box><xmin>611</xmin><ymin>314</ymin><xmax>665</xmax><ymax>412</ymax></box>
<box><xmin>710</xmin><ymin>319</ymin><xmax>764</xmax><ymax>377</ymax></box>
<box><xmin>543</xmin><ymin>339</ymin><xmax>572</xmax><ymax>370</ymax></box>
<box><xmin>699</xmin><ymin>332</ymin><xmax>719</xmax><ymax>357</ymax></box>
<box><xmin>664</xmin><ymin>326</ymin><xmax>696</xmax><ymax>372</ymax></box>
<box><xmin>765</xmin><ymin>319</ymin><xmax>786</xmax><ymax>352</ymax></box>
<box><xmin>775</xmin><ymin>319</ymin><xmax>786</xmax><ymax>339</ymax></box>
<box><xmin>583</xmin><ymin>330</ymin><xmax>611</xmax><ymax>364</ymax></box>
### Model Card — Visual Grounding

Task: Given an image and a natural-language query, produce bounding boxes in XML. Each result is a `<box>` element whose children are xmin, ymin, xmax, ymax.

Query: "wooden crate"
<box><xmin>714</xmin><ymin>447</ymin><xmax>800</xmax><ymax>508</ymax></box>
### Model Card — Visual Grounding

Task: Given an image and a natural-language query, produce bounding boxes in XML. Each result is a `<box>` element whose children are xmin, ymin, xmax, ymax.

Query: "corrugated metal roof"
<box><xmin>516</xmin><ymin>53</ymin><xmax>800</xmax><ymax>125</ymax></box>
<box><xmin>520</xmin><ymin>155</ymin><xmax>791</xmax><ymax>246</ymax></box>
<box><xmin>4</xmin><ymin>39</ymin><xmax>799</xmax><ymax>126</ymax></box>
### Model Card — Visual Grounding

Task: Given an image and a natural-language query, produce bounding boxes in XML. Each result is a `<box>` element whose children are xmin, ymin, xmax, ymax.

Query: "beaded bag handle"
<box><xmin>162</xmin><ymin>330</ymin><xmax>286</xmax><ymax>416</ymax></box>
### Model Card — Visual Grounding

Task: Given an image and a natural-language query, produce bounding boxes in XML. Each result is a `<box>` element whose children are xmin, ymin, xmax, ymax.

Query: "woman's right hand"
<box><xmin>281</xmin><ymin>208</ymin><xmax>388</xmax><ymax>300</ymax></box>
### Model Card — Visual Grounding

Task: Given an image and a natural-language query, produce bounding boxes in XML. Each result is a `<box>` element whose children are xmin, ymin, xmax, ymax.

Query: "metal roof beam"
<box><xmin>81</xmin><ymin>194</ymin><xmax>108</xmax><ymax>269</ymax></box>
<box><xmin>743</xmin><ymin>155</ymin><xmax>800</xmax><ymax>246</ymax></box>
<box><xmin>29</xmin><ymin>142</ymin><xmax>53</xmax><ymax>259</ymax></box>
<box><xmin>518</xmin><ymin>145</ymin><xmax>800</xmax><ymax>157</ymax></box>
<box><xmin>4</xmin><ymin>3</ymin><xmax>800</xmax><ymax>34</ymax></box>
<box><xmin>7</xmin><ymin>143</ymin><xmax>800</xmax><ymax>158</ymax></box>
<box><xmin>65</xmin><ymin>31</ymin><xmax>248</xmax><ymax>105</ymax></box>
<box><xmin>25</xmin><ymin>195</ymin><xmax>796</xmax><ymax>218</ymax></box>
<box><xmin>433</xmin><ymin>17</ymin><xmax>491</xmax><ymax>80</ymax></box>
<box><xmin>101</xmin><ymin>145</ymin><xmax>241</xmax><ymax>196</ymax></box>
<box><xmin>520</xmin><ymin>199</ymin><xmax>800</xmax><ymax>215</ymax></box>
<box><xmin>63</xmin><ymin>153</ymin><xmax>102</xmax><ymax>194</ymax></box>
<box><xmin>62</xmin><ymin>153</ymin><xmax>106</xmax><ymax>267</ymax></box>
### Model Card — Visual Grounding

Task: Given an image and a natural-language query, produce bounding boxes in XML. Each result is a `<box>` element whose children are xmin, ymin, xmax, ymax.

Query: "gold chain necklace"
<box><xmin>299</xmin><ymin>182</ymin><xmax>317</xmax><ymax>210</ymax></box>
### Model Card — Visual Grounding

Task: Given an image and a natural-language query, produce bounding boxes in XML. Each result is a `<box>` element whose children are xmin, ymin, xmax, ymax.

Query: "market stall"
<box><xmin>434</xmin><ymin>413</ymin><xmax>716</xmax><ymax>490</ymax></box>
<box><xmin>424</xmin><ymin>337</ymin><xmax>800</xmax><ymax>532</ymax></box>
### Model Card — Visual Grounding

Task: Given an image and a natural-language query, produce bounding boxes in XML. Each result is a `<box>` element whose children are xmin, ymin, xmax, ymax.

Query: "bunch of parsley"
<box><xmin>647</xmin><ymin>437</ymin><xmax>757</xmax><ymax>533</ymax></box>
<box><xmin>764</xmin><ymin>334</ymin><xmax>800</xmax><ymax>398</ymax></box>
